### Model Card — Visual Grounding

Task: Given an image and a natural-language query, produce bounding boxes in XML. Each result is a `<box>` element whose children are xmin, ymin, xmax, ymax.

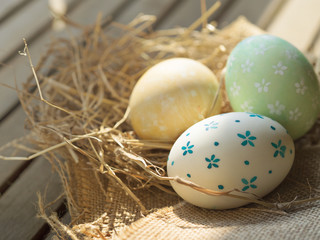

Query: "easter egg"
<box><xmin>225</xmin><ymin>34</ymin><xmax>320</xmax><ymax>140</ymax></box>
<box><xmin>167</xmin><ymin>112</ymin><xmax>295</xmax><ymax>209</ymax></box>
<box><xmin>129</xmin><ymin>58</ymin><xmax>221</xmax><ymax>141</ymax></box>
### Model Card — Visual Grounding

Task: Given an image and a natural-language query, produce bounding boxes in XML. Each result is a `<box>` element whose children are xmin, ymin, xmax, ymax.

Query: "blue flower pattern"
<box><xmin>271</xmin><ymin>140</ymin><xmax>286</xmax><ymax>158</ymax></box>
<box><xmin>181</xmin><ymin>141</ymin><xmax>194</xmax><ymax>156</ymax></box>
<box><xmin>249</xmin><ymin>113</ymin><xmax>264</xmax><ymax>119</ymax></box>
<box><xmin>171</xmin><ymin>114</ymin><xmax>291</xmax><ymax>195</ymax></box>
<box><xmin>204</xmin><ymin>121</ymin><xmax>218</xmax><ymax>131</ymax></box>
<box><xmin>237</xmin><ymin>130</ymin><xmax>257</xmax><ymax>146</ymax></box>
<box><xmin>205</xmin><ymin>154</ymin><xmax>220</xmax><ymax>169</ymax></box>
<box><xmin>241</xmin><ymin>176</ymin><xmax>257</xmax><ymax>191</ymax></box>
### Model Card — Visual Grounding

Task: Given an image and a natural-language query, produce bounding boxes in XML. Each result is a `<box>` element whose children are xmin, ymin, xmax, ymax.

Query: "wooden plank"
<box><xmin>156</xmin><ymin>0</ymin><xmax>231</xmax><ymax>29</ymax></box>
<box><xmin>0</xmin><ymin>107</ymin><xmax>28</xmax><ymax>193</ymax></box>
<box><xmin>112</xmin><ymin>0</ymin><xmax>179</xmax><ymax>25</ymax></box>
<box><xmin>0</xmin><ymin>0</ymin><xmax>129</xmax><ymax>120</ymax></box>
<box><xmin>257</xmin><ymin>0</ymin><xmax>288</xmax><ymax>29</ymax></box>
<box><xmin>311</xmin><ymin>31</ymin><xmax>320</xmax><ymax>57</ymax></box>
<box><xmin>0</xmin><ymin>0</ymin><xmax>30</xmax><ymax>23</ymax></box>
<box><xmin>0</xmin><ymin>1</ymin><xmax>131</xmax><ymax>238</ymax></box>
<box><xmin>64</xmin><ymin>0</ymin><xmax>129</xmax><ymax>26</ymax></box>
<box><xmin>217</xmin><ymin>0</ymin><xmax>275</xmax><ymax>27</ymax></box>
<box><xmin>0</xmin><ymin>0</ymin><xmax>58</xmax><ymax>63</ymax></box>
<box><xmin>0</xmin><ymin>157</ymin><xmax>62</xmax><ymax>240</ymax></box>
<box><xmin>266</xmin><ymin>0</ymin><xmax>320</xmax><ymax>51</ymax></box>
<box><xmin>0</xmin><ymin>0</ymin><xmax>80</xmax><ymax>120</ymax></box>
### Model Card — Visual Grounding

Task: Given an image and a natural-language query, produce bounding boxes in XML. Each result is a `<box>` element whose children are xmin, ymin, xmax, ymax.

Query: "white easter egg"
<box><xmin>167</xmin><ymin>112</ymin><xmax>295</xmax><ymax>209</ymax></box>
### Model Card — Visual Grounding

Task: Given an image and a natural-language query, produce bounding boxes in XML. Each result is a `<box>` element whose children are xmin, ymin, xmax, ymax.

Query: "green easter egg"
<box><xmin>225</xmin><ymin>34</ymin><xmax>320</xmax><ymax>139</ymax></box>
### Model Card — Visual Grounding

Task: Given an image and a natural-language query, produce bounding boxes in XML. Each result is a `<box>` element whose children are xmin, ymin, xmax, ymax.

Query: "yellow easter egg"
<box><xmin>129</xmin><ymin>58</ymin><xmax>221</xmax><ymax>140</ymax></box>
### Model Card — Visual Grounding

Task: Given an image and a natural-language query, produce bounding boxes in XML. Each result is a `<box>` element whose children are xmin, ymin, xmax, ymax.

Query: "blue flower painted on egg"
<box><xmin>237</xmin><ymin>130</ymin><xmax>257</xmax><ymax>147</ymax></box>
<box><xmin>181</xmin><ymin>141</ymin><xmax>194</xmax><ymax>156</ymax></box>
<box><xmin>271</xmin><ymin>140</ymin><xmax>286</xmax><ymax>158</ymax></box>
<box><xmin>166</xmin><ymin>112</ymin><xmax>295</xmax><ymax>210</ymax></box>
<box><xmin>205</xmin><ymin>154</ymin><xmax>220</xmax><ymax>169</ymax></box>
<box><xmin>204</xmin><ymin>121</ymin><xmax>218</xmax><ymax>131</ymax></box>
<box><xmin>241</xmin><ymin>176</ymin><xmax>258</xmax><ymax>191</ymax></box>
<box><xmin>248</xmin><ymin>113</ymin><xmax>264</xmax><ymax>119</ymax></box>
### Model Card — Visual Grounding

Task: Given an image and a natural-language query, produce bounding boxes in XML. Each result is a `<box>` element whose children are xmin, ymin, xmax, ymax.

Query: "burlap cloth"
<box><xmin>39</xmin><ymin>17</ymin><xmax>320</xmax><ymax>239</ymax></box>
<box><xmin>67</xmin><ymin>130</ymin><xmax>320</xmax><ymax>239</ymax></box>
<box><xmin>117</xmin><ymin>142</ymin><xmax>320</xmax><ymax>240</ymax></box>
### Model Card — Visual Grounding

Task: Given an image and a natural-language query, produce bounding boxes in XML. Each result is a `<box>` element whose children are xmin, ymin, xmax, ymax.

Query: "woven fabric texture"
<box><xmin>116</xmin><ymin>143</ymin><xmax>320</xmax><ymax>240</ymax></box>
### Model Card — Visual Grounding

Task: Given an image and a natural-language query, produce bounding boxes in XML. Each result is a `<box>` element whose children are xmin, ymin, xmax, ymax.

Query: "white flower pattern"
<box><xmin>254</xmin><ymin>78</ymin><xmax>271</xmax><ymax>93</ymax></box>
<box><xmin>312</xmin><ymin>96</ymin><xmax>320</xmax><ymax>109</ymax></box>
<box><xmin>267</xmin><ymin>101</ymin><xmax>285</xmax><ymax>115</ymax></box>
<box><xmin>228</xmin><ymin>55</ymin><xmax>236</xmax><ymax>67</ymax></box>
<box><xmin>285</xmin><ymin>49</ymin><xmax>298</xmax><ymax>60</ymax></box>
<box><xmin>272</xmin><ymin>61</ymin><xmax>288</xmax><ymax>75</ymax></box>
<box><xmin>294</xmin><ymin>79</ymin><xmax>307</xmax><ymax>95</ymax></box>
<box><xmin>254</xmin><ymin>44</ymin><xmax>268</xmax><ymax>55</ymax></box>
<box><xmin>289</xmin><ymin>108</ymin><xmax>302</xmax><ymax>121</ymax></box>
<box><xmin>241</xmin><ymin>59</ymin><xmax>254</xmax><ymax>73</ymax></box>
<box><xmin>230</xmin><ymin>82</ymin><xmax>240</xmax><ymax>96</ymax></box>
<box><xmin>240</xmin><ymin>101</ymin><xmax>253</xmax><ymax>112</ymax></box>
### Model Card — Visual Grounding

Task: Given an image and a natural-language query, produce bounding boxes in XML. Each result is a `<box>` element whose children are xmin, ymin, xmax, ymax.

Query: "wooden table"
<box><xmin>0</xmin><ymin>0</ymin><xmax>319</xmax><ymax>239</ymax></box>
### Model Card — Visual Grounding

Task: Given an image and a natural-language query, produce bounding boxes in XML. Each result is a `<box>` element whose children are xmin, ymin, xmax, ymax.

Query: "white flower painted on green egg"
<box><xmin>312</xmin><ymin>96</ymin><xmax>320</xmax><ymax>109</ymax></box>
<box><xmin>289</xmin><ymin>107</ymin><xmax>302</xmax><ymax>121</ymax></box>
<box><xmin>228</xmin><ymin>55</ymin><xmax>236</xmax><ymax>67</ymax></box>
<box><xmin>230</xmin><ymin>82</ymin><xmax>240</xmax><ymax>96</ymax></box>
<box><xmin>267</xmin><ymin>101</ymin><xmax>285</xmax><ymax>115</ymax></box>
<box><xmin>254</xmin><ymin>78</ymin><xmax>271</xmax><ymax>93</ymax></box>
<box><xmin>295</xmin><ymin>79</ymin><xmax>307</xmax><ymax>95</ymax></box>
<box><xmin>241</xmin><ymin>59</ymin><xmax>254</xmax><ymax>73</ymax></box>
<box><xmin>272</xmin><ymin>62</ymin><xmax>287</xmax><ymax>75</ymax></box>
<box><xmin>285</xmin><ymin>49</ymin><xmax>298</xmax><ymax>60</ymax></box>
<box><xmin>254</xmin><ymin>44</ymin><xmax>268</xmax><ymax>55</ymax></box>
<box><xmin>240</xmin><ymin>101</ymin><xmax>253</xmax><ymax>112</ymax></box>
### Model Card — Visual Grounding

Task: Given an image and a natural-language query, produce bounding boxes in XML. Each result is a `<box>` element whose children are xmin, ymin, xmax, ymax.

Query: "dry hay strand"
<box><xmin>3</xmin><ymin>7</ymin><xmax>320</xmax><ymax>228</ymax></box>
